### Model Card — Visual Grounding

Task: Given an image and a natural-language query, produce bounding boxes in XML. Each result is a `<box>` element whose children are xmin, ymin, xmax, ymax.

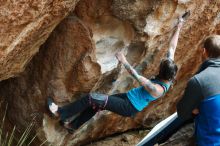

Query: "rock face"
<box><xmin>0</xmin><ymin>0</ymin><xmax>220</xmax><ymax>146</ymax></box>
<box><xmin>0</xmin><ymin>0</ymin><xmax>79</xmax><ymax>81</ymax></box>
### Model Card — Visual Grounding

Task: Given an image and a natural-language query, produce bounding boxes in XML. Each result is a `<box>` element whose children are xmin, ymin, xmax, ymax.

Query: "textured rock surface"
<box><xmin>86</xmin><ymin>124</ymin><xmax>194</xmax><ymax>146</ymax></box>
<box><xmin>0</xmin><ymin>0</ymin><xmax>79</xmax><ymax>81</ymax></box>
<box><xmin>86</xmin><ymin>130</ymin><xmax>149</xmax><ymax>146</ymax></box>
<box><xmin>0</xmin><ymin>0</ymin><xmax>220</xmax><ymax>146</ymax></box>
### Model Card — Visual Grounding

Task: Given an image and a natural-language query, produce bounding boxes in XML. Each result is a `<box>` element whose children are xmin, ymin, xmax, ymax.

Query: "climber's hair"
<box><xmin>204</xmin><ymin>35</ymin><xmax>220</xmax><ymax>58</ymax></box>
<box><xmin>157</xmin><ymin>59</ymin><xmax>178</xmax><ymax>81</ymax></box>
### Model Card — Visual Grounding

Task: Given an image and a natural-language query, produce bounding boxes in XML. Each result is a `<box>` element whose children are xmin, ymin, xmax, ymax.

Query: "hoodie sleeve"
<box><xmin>177</xmin><ymin>77</ymin><xmax>203</xmax><ymax>120</ymax></box>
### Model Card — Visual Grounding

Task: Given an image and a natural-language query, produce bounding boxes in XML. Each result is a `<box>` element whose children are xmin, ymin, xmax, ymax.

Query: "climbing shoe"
<box><xmin>47</xmin><ymin>97</ymin><xmax>59</xmax><ymax>117</ymax></box>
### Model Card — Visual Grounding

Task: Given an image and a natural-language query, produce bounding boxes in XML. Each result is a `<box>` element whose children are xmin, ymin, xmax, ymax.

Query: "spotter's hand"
<box><xmin>192</xmin><ymin>108</ymin><xmax>199</xmax><ymax>115</ymax></box>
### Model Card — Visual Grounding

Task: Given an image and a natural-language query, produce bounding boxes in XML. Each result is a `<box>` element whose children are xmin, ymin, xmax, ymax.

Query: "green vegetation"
<box><xmin>0</xmin><ymin>103</ymin><xmax>47</xmax><ymax>146</ymax></box>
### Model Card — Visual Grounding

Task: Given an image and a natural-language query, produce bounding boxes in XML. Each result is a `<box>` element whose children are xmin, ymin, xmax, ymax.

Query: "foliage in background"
<box><xmin>0</xmin><ymin>102</ymin><xmax>47</xmax><ymax>146</ymax></box>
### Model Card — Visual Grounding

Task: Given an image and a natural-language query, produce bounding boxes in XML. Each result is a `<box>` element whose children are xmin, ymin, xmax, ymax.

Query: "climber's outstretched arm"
<box><xmin>167</xmin><ymin>11</ymin><xmax>190</xmax><ymax>60</ymax></box>
<box><xmin>166</xmin><ymin>21</ymin><xmax>183</xmax><ymax>60</ymax></box>
<box><xmin>115</xmin><ymin>52</ymin><xmax>163</xmax><ymax>97</ymax></box>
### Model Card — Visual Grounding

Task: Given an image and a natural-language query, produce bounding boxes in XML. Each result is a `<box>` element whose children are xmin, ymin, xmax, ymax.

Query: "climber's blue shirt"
<box><xmin>127</xmin><ymin>79</ymin><xmax>171</xmax><ymax>111</ymax></box>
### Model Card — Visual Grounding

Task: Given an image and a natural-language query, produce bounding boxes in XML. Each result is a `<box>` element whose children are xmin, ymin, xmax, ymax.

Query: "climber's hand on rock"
<box><xmin>177</xmin><ymin>16</ymin><xmax>184</xmax><ymax>28</ymax></box>
<box><xmin>177</xmin><ymin>19</ymin><xmax>183</xmax><ymax>28</ymax></box>
<box><xmin>177</xmin><ymin>11</ymin><xmax>190</xmax><ymax>28</ymax></box>
<box><xmin>115</xmin><ymin>52</ymin><xmax>127</xmax><ymax>64</ymax></box>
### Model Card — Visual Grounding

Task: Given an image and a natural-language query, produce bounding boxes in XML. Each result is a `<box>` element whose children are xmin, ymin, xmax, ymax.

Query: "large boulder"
<box><xmin>0</xmin><ymin>0</ymin><xmax>220</xmax><ymax>145</ymax></box>
<box><xmin>0</xmin><ymin>0</ymin><xmax>79</xmax><ymax>81</ymax></box>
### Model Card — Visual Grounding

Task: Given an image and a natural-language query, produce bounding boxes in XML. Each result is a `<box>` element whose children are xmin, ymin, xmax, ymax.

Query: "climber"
<box><xmin>147</xmin><ymin>35</ymin><xmax>220</xmax><ymax>146</ymax></box>
<box><xmin>47</xmin><ymin>14</ymin><xmax>186</xmax><ymax>133</ymax></box>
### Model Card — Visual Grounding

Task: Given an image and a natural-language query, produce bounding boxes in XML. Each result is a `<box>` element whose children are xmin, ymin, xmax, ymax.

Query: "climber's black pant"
<box><xmin>58</xmin><ymin>93</ymin><xmax>138</xmax><ymax>129</ymax></box>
